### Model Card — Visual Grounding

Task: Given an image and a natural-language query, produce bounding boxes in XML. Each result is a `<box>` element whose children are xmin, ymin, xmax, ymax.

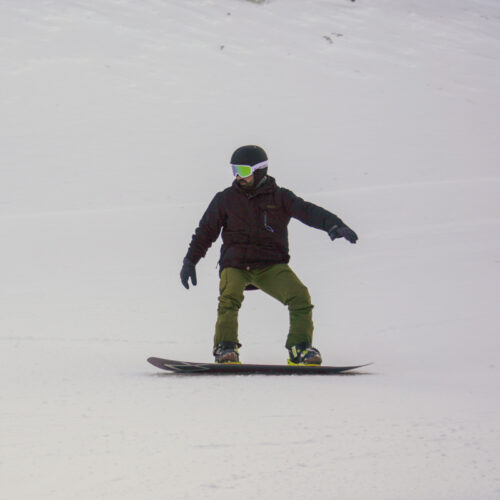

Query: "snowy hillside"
<box><xmin>1</xmin><ymin>0</ymin><xmax>499</xmax><ymax>499</ymax></box>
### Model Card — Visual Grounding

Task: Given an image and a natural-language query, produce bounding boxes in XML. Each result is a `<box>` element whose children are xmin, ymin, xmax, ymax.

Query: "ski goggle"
<box><xmin>231</xmin><ymin>160</ymin><xmax>268</xmax><ymax>178</ymax></box>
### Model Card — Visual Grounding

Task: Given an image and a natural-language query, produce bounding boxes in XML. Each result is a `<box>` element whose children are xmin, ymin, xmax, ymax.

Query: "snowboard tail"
<box><xmin>147</xmin><ymin>357</ymin><xmax>371</xmax><ymax>375</ymax></box>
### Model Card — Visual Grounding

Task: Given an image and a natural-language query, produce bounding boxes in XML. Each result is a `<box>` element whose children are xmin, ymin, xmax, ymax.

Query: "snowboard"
<box><xmin>147</xmin><ymin>356</ymin><xmax>371</xmax><ymax>375</ymax></box>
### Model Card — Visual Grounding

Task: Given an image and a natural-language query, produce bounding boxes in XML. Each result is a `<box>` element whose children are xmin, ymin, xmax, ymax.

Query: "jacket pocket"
<box><xmin>260</xmin><ymin>205</ymin><xmax>288</xmax><ymax>233</ymax></box>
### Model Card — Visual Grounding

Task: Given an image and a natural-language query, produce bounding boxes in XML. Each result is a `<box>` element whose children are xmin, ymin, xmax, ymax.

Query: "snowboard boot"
<box><xmin>213</xmin><ymin>342</ymin><xmax>241</xmax><ymax>364</ymax></box>
<box><xmin>287</xmin><ymin>343</ymin><xmax>322</xmax><ymax>366</ymax></box>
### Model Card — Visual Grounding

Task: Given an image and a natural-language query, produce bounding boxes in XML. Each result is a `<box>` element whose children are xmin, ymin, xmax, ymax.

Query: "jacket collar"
<box><xmin>232</xmin><ymin>175</ymin><xmax>276</xmax><ymax>197</ymax></box>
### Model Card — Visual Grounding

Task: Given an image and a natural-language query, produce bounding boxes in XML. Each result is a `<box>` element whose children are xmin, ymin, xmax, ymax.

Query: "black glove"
<box><xmin>328</xmin><ymin>224</ymin><xmax>358</xmax><ymax>244</ymax></box>
<box><xmin>180</xmin><ymin>258</ymin><xmax>197</xmax><ymax>289</ymax></box>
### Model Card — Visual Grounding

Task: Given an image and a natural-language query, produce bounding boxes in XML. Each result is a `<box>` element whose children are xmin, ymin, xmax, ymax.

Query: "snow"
<box><xmin>1</xmin><ymin>0</ymin><xmax>499</xmax><ymax>498</ymax></box>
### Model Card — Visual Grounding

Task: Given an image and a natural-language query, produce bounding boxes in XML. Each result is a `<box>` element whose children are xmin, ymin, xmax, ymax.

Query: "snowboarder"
<box><xmin>180</xmin><ymin>145</ymin><xmax>358</xmax><ymax>365</ymax></box>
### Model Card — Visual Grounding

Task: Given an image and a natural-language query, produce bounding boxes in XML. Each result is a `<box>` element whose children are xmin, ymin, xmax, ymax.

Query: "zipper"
<box><xmin>263</xmin><ymin>211</ymin><xmax>274</xmax><ymax>233</ymax></box>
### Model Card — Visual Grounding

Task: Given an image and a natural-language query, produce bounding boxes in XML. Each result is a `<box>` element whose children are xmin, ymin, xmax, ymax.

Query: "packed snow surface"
<box><xmin>1</xmin><ymin>0</ymin><xmax>499</xmax><ymax>498</ymax></box>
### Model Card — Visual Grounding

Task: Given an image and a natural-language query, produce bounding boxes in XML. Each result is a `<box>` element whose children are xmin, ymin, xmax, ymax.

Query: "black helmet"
<box><xmin>230</xmin><ymin>145</ymin><xmax>268</xmax><ymax>166</ymax></box>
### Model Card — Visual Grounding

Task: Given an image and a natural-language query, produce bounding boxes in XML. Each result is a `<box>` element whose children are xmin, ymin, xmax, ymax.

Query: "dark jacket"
<box><xmin>184</xmin><ymin>176</ymin><xmax>344</xmax><ymax>271</ymax></box>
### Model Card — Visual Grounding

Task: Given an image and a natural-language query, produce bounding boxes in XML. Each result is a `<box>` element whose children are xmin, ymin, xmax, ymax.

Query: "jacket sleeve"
<box><xmin>281</xmin><ymin>188</ymin><xmax>344</xmax><ymax>233</ymax></box>
<box><xmin>184</xmin><ymin>193</ymin><xmax>225</xmax><ymax>265</ymax></box>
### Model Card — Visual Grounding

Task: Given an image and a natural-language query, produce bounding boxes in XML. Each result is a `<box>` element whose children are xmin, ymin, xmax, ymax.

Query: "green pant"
<box><xmin>214</xmin><ymin>264</ymin><xmax>314</xmax><ymax>348</ymax></box>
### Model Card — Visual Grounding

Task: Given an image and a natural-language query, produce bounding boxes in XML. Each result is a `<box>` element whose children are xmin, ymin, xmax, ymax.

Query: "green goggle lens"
<box><xmin>231</xmin><ymin>165</ymin><xmax>253</xmax><ymax>178</ymax></box>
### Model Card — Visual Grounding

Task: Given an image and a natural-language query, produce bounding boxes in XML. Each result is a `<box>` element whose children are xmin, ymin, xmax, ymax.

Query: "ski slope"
<box><xmin>1</xmin><ymin>1</ymin><xmax>499</xmax><ymax>498</ymax></box>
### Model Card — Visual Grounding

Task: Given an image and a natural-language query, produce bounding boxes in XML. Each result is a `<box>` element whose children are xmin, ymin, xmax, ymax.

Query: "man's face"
<box><xmin>236</xmin><ymin>174</ymin><xmax>255</xmax><ymax>189</ymax></box>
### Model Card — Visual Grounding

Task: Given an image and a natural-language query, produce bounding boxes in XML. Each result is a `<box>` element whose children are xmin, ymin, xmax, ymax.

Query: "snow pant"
<box><xmin>214</xmin><ymin>264</ymin><xmax>314</xmax><ymax>349</ymax></box>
